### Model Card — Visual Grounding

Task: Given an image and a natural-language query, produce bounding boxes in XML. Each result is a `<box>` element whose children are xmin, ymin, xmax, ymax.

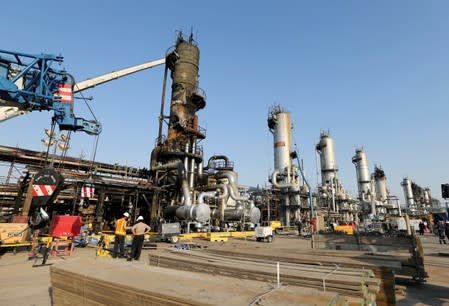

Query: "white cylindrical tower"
<box><xmin>316</xmin><ymin>131</ymin><xmax>338</xmax><ymax>185</ymax></box>
<box><xmin>373</xmin><ymin>167</ymin><xmax>388</xmax><ymax>202</ymax></box>
<box><xmin>267</xmin><ymin>105</ymin><xmax>302</xmax><ymax>227</ymax></box>
<box><xmin>423</xmin><ymin>188</ymin><xmax>430</xmax><ymax>206</ymax></box>
<box><xmin>268</xmin><ymin>105</ymin><xmax>292</xmax><ymax>172</ymax></box>
<box><xmin>352</xmin><ymin>148</ymin><xmax>371</xmax><ymax>201</ymax></box>
<box><xmin>401</xmin><ymin>178</ymin><xmax>415</xmax><ymax>208</ymax></box>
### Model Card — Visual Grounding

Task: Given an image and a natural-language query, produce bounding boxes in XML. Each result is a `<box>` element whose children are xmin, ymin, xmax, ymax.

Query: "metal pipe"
<box><xmin>150</xmin><ymin>161</ymin><xmax>191</xmax><ymax>206</ymax></box>
<box><xmin>189</xmin><ymin>141</ymin><xmax>196</xmax><ymax>188</ymax></box>
<box><xmin>216</xmin><ymin>171</ymin><xmax>248</xmax><ymax>201</ymax></box>
<box><xmin>271</xmin><ymin>169</ymin><xmax>295</xmax><ymax>189</ymax></box>
<box><xmin>157</xmin><ymin>65</ymin><xmax>169</xmax><ymax>145</ymax></box>
<box><xmin>205</xmin><ymin>155</ymin><xmax>230</xmax><ymax>169</ymax></box>
<box><xmin>201</xmin><ymin>184</ymin><xmax>228</xmax><ymax>201</ymax></box>
<box><xmin>198</xmin><ymin>191</ymin><xmax>216</xmax><ymax>204</ymax></box>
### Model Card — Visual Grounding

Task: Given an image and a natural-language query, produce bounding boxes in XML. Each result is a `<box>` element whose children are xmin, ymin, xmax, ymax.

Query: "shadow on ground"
<box><xmin>396</xmin><ymin>278</ymin><xmax>449</xmax><ymax>306</ymax></box>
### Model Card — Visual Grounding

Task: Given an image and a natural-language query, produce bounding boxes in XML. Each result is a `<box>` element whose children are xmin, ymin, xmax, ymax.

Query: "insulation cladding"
<box><xmin>268</xmin><ymin>106</ymin><xmax>293</xmax><ymax>172</ymax></box>
<box><xmin>316</xmin><ymin>131</ymin><xmax>338</xmax><ymax>185</ymax></box>
<box><xmin>166</xmin><ymin>36</ymin><xmax>205</xmax><ymax>143</ymax></box>
<box><xmin>352</xmin><ymin>148</ymin><xmax>371</xmax><ymax>199</ymax></box>
<box><xmin>401</xmin><ymin>178</ymin><xmax>415</xmax><ymax>207</ymax></box>
<box><xmin>373</xmin><ymin>167</ymin><xmax>388</xmax><ymax>202</ymax></box>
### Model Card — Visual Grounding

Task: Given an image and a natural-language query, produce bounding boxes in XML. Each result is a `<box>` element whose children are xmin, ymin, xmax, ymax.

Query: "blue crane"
<box><xmin>0</xmin><ymin>49</ymin><xmax>101</xmax><ymax>135</ymax></box>
<box><xmin>0</xmin><ymin>49</ymin><xmax>165</xmax><ymax>135</ymax></box>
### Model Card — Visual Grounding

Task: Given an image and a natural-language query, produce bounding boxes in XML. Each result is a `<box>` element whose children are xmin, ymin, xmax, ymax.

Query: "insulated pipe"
<box><xmin>151</xmin><ymin>161</ymin><xmax>191</xmax><ymax>206</ymax></box>
<box><xmin>198</xmin><ymin>191</ymin><xmax>216</xmax><ymax>204</ymax></box>
<box><xmin>227</xmin><ymin>184</ymin><xmax>249</xmax><ymax>201</ymax></box>
<box><xmin>216</xmin><ymin>171</ymin><xmax>248</xmax><ymax>201</ymax></box>
<box><xmin>205</xmin><ymin>155</ymin><xmax>230</xmax><ymax>169</ymax></box>
<box><xmin>271</xmin><ymin>169</ymin><xmax>295</xmax><ymax>189</ymax></box>
<box><xmin>189</xmin><ymin>142</ymin><xmax>196</xmax><ymax>187</ymax></box>
<box><xmin>151</xmin><ymin>160</ymin><xmax>180</xmax><ymax>171</ymax></box>
<box><xmin>201</xmin><ymin>184</ymin><xmax>228</xmax><ymax>201</ymax></box>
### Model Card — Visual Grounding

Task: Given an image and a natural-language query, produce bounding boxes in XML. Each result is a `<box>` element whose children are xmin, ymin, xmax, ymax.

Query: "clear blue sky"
<box><xmin>1</xmin><ymin>1</ymin><xmax>448</xmax><ymax>205</ymax></box>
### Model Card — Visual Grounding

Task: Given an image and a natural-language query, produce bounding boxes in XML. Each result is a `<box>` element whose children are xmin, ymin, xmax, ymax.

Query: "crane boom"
<box><xmin>74</xmin><ymin>58</ymin><xmax>165</xmax><ymax>92</ymax></box>
<box><xmin>0</xmin><ymin>52</ymin><xmax>165</xmax><ymax>125</ymax></box>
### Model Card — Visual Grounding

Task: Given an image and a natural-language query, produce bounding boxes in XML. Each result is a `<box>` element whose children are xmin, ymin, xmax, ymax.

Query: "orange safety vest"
<box><xmin>115</xmin><ymin>218</ymin><xmax>127</xmax><ymax>236</ymax></box>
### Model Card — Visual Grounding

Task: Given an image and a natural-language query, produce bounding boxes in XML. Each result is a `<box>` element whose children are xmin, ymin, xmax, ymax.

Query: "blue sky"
<box><xmin>1</xmin><ymin>1</ymin><xmax>448</xmax><ymax>204</ymax></box>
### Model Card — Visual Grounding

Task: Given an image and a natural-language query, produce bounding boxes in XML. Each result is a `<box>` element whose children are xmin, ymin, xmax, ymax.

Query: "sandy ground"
<box><xmin>0</xmin><ymin>233</ymin><xmax>448</xmax><ymax>306</ymax></box>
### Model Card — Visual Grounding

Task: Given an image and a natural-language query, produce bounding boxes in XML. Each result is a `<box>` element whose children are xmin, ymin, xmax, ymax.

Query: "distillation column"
<box><xmin>267</xmin><ymin>105</ymin><xmax>301</xmax><ymax>227</ymax></box>
<box><xmin>401</xmin><ymin>178</ymin><xmax>415</xmax><ymax>210</ymax></box>
<box><xmin>352</xmin><ymin>148</ymin><xmax>375</xmax><ymax>216</ymax></box>
<box><xmin>150</xmin><ymin>33</ymin><xmax>208</xmax><ymax>224</ymax></box>
<box><xmin>373</xmin><ymin>167</ymin><xmax>388</xmax><ymax>202</ymax></box>
<box><xmin>316</xmin><ymin>131</ymin><xmax>338</xmax><ymax>212</ymax></box>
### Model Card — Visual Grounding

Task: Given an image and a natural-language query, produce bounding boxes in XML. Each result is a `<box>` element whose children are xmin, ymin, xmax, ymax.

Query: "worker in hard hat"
<box><xmin>129</xmin><ymin>216</ymin><xmax>151</xmax><ymax>261</ymax></box>
<box><xmin>113</xmin><ymin>212</ymin><xmax>130</xmax><ymax>258</ymax></box>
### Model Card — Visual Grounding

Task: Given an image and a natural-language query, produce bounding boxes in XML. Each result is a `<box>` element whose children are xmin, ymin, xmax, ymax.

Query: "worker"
<box><xmin>129</xmin><ymin>216</ymin><xmax>151</xmax><ymax>261</ymax></box>
<box><xmin>437</xmin><ymin>222</ymin><xmax>447</xmax><ymax>245</ymax></box>
<box><xmin>418</xmin><ymin>221</ymin><xmax>425</xmax><ymax>236</ymax></box>
<box><xmin>113</xmin><ymin>212</ymin><xmax>130</xmax><ymax>258</ymax></box>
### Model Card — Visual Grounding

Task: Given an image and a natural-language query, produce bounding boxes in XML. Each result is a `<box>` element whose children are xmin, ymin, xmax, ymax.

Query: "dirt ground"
<box><xmin>0</xmin><ymin>233</ymin><xmax>448</xmax><ymax>306</ymax></box>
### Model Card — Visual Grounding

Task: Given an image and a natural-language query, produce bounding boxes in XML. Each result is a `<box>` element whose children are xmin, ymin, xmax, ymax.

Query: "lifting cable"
<box><xmin>89</xmin><ymin>134</ymin><xmax>100</xmax><ymax>175</ymax></box>
<box><xmin>58</xmin><ymin>130</ymin><xmax>71</xmax><ymax>170</ymax></box>
<box><xmin>73</xmin><ymin>84</ymin><xmax>100</xmax><ymax>174</ymax></box>
<box><xmin>43</xmin><ymin>120</ymin><xmax>57</xmax><ymax>166</ymax></box>
<box><xmin>74</xmin><ymin>84</ymin><xmax>99</xmax><ymax>122</ymax></box>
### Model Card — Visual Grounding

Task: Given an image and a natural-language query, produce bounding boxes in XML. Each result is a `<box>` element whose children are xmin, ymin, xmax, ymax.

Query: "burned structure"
<box><xmin>0</xmin><ymin>32</ymin><xmax>260</xmax><ymax>232</ymax></box>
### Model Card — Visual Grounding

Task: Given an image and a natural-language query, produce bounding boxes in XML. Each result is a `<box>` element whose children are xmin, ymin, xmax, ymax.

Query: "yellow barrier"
<box><xmin>334</xmin><ymin>225</ymin><xmax>354</xmax><ymax>235</ymax></box>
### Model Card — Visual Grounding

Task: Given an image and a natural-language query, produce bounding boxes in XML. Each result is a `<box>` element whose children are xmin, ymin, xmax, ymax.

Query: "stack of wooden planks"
<box><xmin>312</xmin><ymin>234</ymin><xmax>416</xmax><ymax>252</ymax></box>
<box><xmin>202</xmin><ymin>244</ymin><xmax>399</xmax><ymax>306</ymax></box>
<box><xmin>50</xmin><ymin>258</ymin><xmax>350</xmax><ymax>306</ymax></box>
<box><xmin>312</xmin><ymin>234</ymin><xmax>427</xmax><ymax>281</ymax></box>
<box><xmin>148</xmin><ymin>249</ymin><xmax>380</xmax><ymax>305</ymax></box>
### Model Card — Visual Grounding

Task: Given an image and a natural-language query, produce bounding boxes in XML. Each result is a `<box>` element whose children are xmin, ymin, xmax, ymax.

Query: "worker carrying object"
<box><xmin>113</xmin><ymin>212</ymin><xmax>130</xmax><ymax>258</ymax></box>
<box><xmin>129</xmin><ymin>216</ymin><xmax>151</xmax><ymax>261</ymax></box>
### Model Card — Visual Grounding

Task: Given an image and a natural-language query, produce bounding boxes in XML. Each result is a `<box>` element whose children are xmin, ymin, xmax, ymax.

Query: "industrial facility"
<box><xmin>0</xmin><ymin>30</ymin><xmax>448</xmax><ymax>306</ymax></box>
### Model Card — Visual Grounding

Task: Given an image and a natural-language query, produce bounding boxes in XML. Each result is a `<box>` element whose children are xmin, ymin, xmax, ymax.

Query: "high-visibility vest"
<box><xmin>115</xmin><ymin>218</ymin><xmax>127</xmax><ymax>236</ymax></box>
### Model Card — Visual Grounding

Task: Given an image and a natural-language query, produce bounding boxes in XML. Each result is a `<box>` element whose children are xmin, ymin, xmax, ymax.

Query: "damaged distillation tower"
<box><xmin>149</xmin><ymin>32</ymin><xmax>260</xmax><ymax>231</ymax></box>
<box><xmin>267</xmin><ymin>105</ymin><xmax>305</xmax><ymax>227</ymax></box>
<box><xmin>150</xmin><ymin>32</ymin><xmax>209</xmax><ymax>226</ymax></box>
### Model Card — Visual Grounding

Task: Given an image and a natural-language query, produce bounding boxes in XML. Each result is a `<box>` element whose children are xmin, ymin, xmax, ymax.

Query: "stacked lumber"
<box><xmin>202</xmin><ymin>245</ymin><xmax>398</xmax><ymax>306</ymax></box>
<box><xmin>312</xmin><ymin>234</ymin><xmax>414</xmax><ymax>253</ymax></box>
<box><xmin>312</xmin><ymin>234</ymin><xmax>427</xmax><ymax>280</ymax></box>
<box><xmin>50</xmin><ymin>258</ymin><xmax>348</xmax><ymax>306</ymax></box>
<box><xmin>148</xmin><ymin>249</ymin><xmax>380</xmax><ymax>305</ymax></box>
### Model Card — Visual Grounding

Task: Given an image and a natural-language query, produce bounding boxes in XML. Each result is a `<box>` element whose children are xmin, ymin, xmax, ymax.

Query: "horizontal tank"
<box><xmin>164</xmin><ymin>203</ymin><xmax>211</xmax><ymax>223</ymax></box>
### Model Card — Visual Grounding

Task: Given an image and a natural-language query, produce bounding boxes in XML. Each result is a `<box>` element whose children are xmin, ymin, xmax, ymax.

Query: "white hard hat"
<box><xmin>123</xmin><ymin>212</ymin><xmax>130</xmax><ymax>218</ymax></box>
<box><xmin>137</xmin><ymin>216</ymin><xmax>144</xmax><ymax>221</ymax></box>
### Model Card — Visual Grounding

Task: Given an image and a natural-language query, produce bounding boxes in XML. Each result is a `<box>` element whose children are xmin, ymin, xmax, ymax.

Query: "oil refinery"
<box><xmin>0</xmin><ymin>30</ymin><xmax>448</xmax><ymax>306</ymax></box>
